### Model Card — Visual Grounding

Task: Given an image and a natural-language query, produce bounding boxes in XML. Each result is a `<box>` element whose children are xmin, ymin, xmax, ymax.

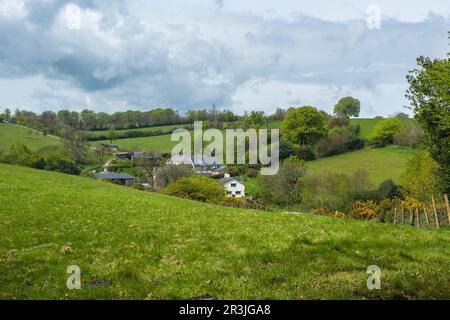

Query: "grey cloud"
<box><xmin>0</xmin><ymin>0</ymin><xmax>448</xmax><ymax>114</ymax></box>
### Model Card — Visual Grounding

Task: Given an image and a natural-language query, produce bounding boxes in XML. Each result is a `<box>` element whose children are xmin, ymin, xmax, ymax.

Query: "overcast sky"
<box><xmin>0</xmin><ymin>0</ymin><xmax>449</xmax><ymax>116</ymax></box>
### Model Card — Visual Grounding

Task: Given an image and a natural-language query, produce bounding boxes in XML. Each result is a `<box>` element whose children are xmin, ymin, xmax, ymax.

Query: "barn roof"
<box><xmin>94</xmin><ymin>172</ymin><xmax>135</xmax><ymax>180</ymax></box>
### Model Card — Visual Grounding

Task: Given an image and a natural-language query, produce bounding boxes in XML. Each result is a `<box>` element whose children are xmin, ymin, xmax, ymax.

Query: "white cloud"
<box><xmin>0</xmin><ymin>0</ymin><xmax>448</xmax><ymax>115</ymax></box>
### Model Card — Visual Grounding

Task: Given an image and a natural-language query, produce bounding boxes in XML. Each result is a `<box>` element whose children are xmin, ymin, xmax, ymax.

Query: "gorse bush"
<box><xmin>349</xmin><ymin>200</ymin><xmax>377</xmax><ymax>220</ymax></box>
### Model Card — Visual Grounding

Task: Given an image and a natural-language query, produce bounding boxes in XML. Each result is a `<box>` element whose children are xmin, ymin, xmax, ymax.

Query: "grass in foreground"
<box><xmin>306</xmin><ymin>146</ymin><xmax>415</xmax><ymax>185</ymax></box>
<box><xmin>1</xmin><ymin>164</ymin><xmax>449</xmax><ymax>299</ymax></box>
<box><xmin>0</xmin><ymin>124</ymin><xmax>61</xmax><ymax>151</ymax></box>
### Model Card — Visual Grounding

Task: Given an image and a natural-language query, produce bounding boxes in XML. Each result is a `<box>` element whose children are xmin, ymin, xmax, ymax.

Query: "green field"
<box><xmin>1</xmin><ymin>163</ymin><xmax>449</xmax><ymax>299</ymax></box>
<box><xmin>93</xmin><ymin>133</ymin><xmax>177</xmax><ymax>153</ymax></box>
<box><xmin>86</xmin><ymin>124</ymin><xmax>188</xmax><ymax>138</ymax></box>
<box><xmin>306</xmin><ymin>146</ymin><xmax>415</xmax><ymax>185</ymax></box>
<box><xmin>0</xmin><ymin>124</ymin><xmax>61</xmax><ymax>151</ymax></box>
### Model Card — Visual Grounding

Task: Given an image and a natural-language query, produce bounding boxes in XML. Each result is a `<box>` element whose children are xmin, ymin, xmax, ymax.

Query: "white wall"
<box><xmin>224</xmin><ymin>180</ymin><xmax>245</xmax><ymax>198</ymax></box>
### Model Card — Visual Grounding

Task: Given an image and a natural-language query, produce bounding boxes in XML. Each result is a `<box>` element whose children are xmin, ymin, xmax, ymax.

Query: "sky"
<box><xmin>0</xmin><ymin>0</ymin><xmax>449</xmax><ymax>117</ymax></box>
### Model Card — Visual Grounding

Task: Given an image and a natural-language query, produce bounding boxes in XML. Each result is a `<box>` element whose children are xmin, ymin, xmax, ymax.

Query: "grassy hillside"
<box><xmin>306</xmin><ymin>146</ymin><xmax>414</xmax><ymax>185</ymax></box>
<box><xmin>93</xmin><ymin>133</ymin><xmax>176</xmax><ymax>153</ymax></box>
<box><xmin>0</xmin><ymin>124</ymin><xmax>61</xmax><ymax>151</ymax></box>
<box><xmin>1</xmin><ymin>163</ymin><xmax>449</xmax><ymax>299</ymax></box>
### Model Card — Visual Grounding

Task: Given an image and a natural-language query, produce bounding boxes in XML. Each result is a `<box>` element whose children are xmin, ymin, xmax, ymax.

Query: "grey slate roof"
<box><xmin>94</xmin><ymin>172</ymin><xmax>135</xmax><ymax>180</ymax></box>
<box><xmin>219</xmin><ymin>176</ymin><xmax>243</xmax><ymax>185</ymax></box>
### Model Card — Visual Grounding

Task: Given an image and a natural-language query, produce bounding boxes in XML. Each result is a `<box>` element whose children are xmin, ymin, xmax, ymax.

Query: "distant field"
<box><xmin>0</xmin><ymin>124</ymin><xmax>61</xmax><ymax>151</ymax></box>
<box><xmin>306</xmin><ymin>146</ymin><xmax>415</xmax><ymax>186</ymax></box>
<box><xmin>86</xmin><ymin>124</ymin><xmax>188</xmax><ymax>138</ymax></box>
<box><xmin>1</xmin><ymin>163</ymin><xmax>449</xmax><ymax>299</ymax></box>
<box><xmin>92</xmin><ymin>133</ymin><xmax>177</xmax><ymax>153</ymax></box>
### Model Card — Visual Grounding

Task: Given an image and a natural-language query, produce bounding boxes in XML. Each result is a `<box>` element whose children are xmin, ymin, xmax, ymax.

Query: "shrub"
<box><xmin>349</xmin><ymin>200</ymin><xmax>377</xmax><ymax>220</ymax></box>
<box><xmin>161</xmin><ymin>175</ymin><xmax>225</xmax><ymax>204</ymax></box>
<box><xmin>378</xmin><ymin>179</ymin><xmax>403</xmax><ymax>199</ymax></box>
<box><xmin>303</xmin><ymin>170</ymin><xmax>371</xmax><ymax>212</ymax></box>
<box><xmin>375</xmin><ymin>198</ymin><xmax>399</xmax><ymax>223</ymax></box>
<box><xmin>223</xmin><ymin>197</ymin><xmax>266</xmax><ymax>210</ymax></box>
<box><xmin>255</xmin><ymin>156</ymin><xmax>306</xmax><ymax>206</ymax></box>
<box><xmin>312</xmin><ymin>207</ymin><xmax>333</xmax><ymax>216</ymax></box>
<box><xmin>279</xmin><ymin>140</ymin><xmax>295</xmax><ymax>160</ymax></box>
<box><xmin>246</xmin><ymin>167</ymin><xmax>258</xmax><ymax>178</ymax></box>
<box><xmin>0</xmin><ymin>143</ymin><xmax>81</xmax><ymax>175</ymax></box>
<box><xmin>315</xmin><ymin>124</ymin><xmax>363</xmax><ymax>158</ymax></box>
<box><xmin>369</xmin><ymin>118</ymin><xmax>402</xmax><ymax>145</ymax></box>
<box><xmin>393</xmin><ymin>123</ymin><xmax>423</xmax><ymax>148</ymax></box>
<box><xmin>296</xmin><ymin>144</ymin><xmax>316</xmax><ymax>160</ymax></box>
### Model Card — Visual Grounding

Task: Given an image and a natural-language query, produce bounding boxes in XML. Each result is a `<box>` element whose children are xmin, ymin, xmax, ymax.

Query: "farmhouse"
<box><xmin>167</xmin><ymin>155</ymin><xmax>227</xmax><ymax>176</ymax></box>
<box><xmin>94</xmin><ymin>172</ymin><xmax>135</xmax><ymax>187</ymax></box>
<box><xmin>220</xmin><ymin>174</ymin><xmax>245</xmax><ymax>198</ymax></box>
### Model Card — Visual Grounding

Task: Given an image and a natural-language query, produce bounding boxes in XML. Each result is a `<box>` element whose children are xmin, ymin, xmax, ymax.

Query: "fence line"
<box><xmin>386</xmin><ymin>194</ymin><xmax>449</xmax><ymax>230</ymax></box>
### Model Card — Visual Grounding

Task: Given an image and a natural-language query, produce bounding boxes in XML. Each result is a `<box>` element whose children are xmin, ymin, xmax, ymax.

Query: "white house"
<box><xmin>220</xmin><ymin>174</ymin><xmax>245</xmax><ymax>198</ymax></box>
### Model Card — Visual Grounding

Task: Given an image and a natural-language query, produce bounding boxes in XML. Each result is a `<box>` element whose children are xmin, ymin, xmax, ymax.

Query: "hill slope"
<box><xmin>0</xmin><ymin>164</ymin><xmax>449</xmax><ymax>299</ymax></box>
<box><xmin>306</xmin><ymin>146</ymin><xmax>414</xmax><ymax>185</ymax></box>
<box><xmin>0</xmin><ymin>124</ymin><xmax>61</xmax><ymax>151</ymax></box>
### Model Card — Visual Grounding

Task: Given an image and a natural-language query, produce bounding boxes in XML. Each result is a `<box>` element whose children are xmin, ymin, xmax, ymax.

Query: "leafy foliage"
<box><xmin>281</xmin><ymin>106</ymin><xmax>328</xmax><ymax>145</ymax></box>
<box><xmin>406</xmin><ymin>53</ymin><xmax>450</xmax><ymax>193</ymax></box>
<box><xmin>256</xmin><ymin>156</ymin><xmax>307</xmax><ymax>206</ymax></box>
<box><xmin>333</xmin><ymin>96</ymin><xmax>361</xmax><ymax>118</ymax></box>
<box><xmin>0</xmin><ymin>143</ymin><xmax>80</xmax><ymax>175</ymax></box>
<box><xmin>369</xmin><ymin>117</ymin><xmax>402</xmax><ymax>145</ymax></box>
<box><xmin>401</xmin><ymin>150</ymin><xmax>441</xmax><ymax>202</ymax></box>
<box><xmin>161</xmin><ymin>175</ymin><xmax>224</xmax><ymax>203</ymax></box>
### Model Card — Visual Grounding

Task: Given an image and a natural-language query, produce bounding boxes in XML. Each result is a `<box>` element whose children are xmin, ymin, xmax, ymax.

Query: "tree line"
<box><xmin>0</xmin><ymin>106</ymin><xmax>289</xmax><ymax>137</ymax></box>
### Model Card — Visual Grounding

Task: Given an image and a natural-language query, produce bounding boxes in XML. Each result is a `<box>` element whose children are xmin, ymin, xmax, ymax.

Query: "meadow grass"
<box><xmin>306</xmin><ymin>146</ymin><xmax>414</xmax><ymax>185</ymax></box>
<box><xmin>0</xmin><ymin>124</ymin><xmax>61</xmax><ymax>151</ymax></box>
<box><xmin>0</xmin><ymin>163</ymin><xmax>449</xmax><ymax>299</ymax></box>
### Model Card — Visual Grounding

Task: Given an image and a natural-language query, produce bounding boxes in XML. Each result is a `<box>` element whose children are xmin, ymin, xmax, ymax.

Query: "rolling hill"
<box><xmin>0</xmin><ymin>124</ymin><xmax>61</xmax><ymax>151</ymax></box>
<box><xmin>306</xmin><ymin>146</ymin><xmax>415</xmax><ymax>185</ymax></box>
<box><xmin>1</xmin><ymin>163</ymin><xmax>449</xmax><ymax>299</ymax></box>
<box><xmin>94</xmin><ymin>118</ymin><xmax>415</xmax><ymax>153</ymax></box>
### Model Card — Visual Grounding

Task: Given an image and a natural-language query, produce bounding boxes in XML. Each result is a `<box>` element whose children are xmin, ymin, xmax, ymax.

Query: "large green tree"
<box><xmin>333</xmin><ymin>96</ymin><xmax>361</xmax><ymax>118</ymax></box>
<box><xmin>406</xmin><ymin>34</ymin><xmax>450</xmax><ymax>193</ymax></box>
<box><xmin>281</xmin><ymin>106</ymin><xmax>328</xmax><ymax>145</ymax></box>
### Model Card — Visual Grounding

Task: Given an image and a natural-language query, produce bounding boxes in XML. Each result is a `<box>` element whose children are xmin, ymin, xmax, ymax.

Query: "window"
<box><xmin>231</xmin><ymin>183</ymin><xmax>237</xmax><ymax>187</ymax></box>
<box><xmin>236</xmin><ymin>191</ymin><xmax>241</xmax><ymax>195</ymax></box>
<box><xmin>227</xmin><ymin>191</ymin><xmax>232</xmax><ymax>195</ymax></box>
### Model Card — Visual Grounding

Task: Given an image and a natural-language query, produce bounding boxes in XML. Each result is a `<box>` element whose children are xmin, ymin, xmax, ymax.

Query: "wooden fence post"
<box><xmin>416</xmin><ymin>208</ymin><xmax>420</xmax><ymax>228</ymax></box>
<box><xmin>432</xmin><ymin>196</ymin><xmax>440</xmax><ymax>229</ymax></box>
<box><xmin>409</xmin><ymin>208</ymin><xmax>413</xmax><ymax>225</ymax></box>
<box><xmin>401</xmin><ymin>205</ymin><xmax>405</xmax><ymax>224</ymax></box>
<box><xmin>445</xmin><ymin>194</ymin><xmax>450</xmax><ymax>225</ymax></box>
<box><xmin>423</xmin><ymin>204</ymin><xmax>430</xmax><ymax>228</ymax></box>
<box><xmin>393</xmin><ymin>207</ymin><xmax>397</xmax><ymax>224</ymax></box>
